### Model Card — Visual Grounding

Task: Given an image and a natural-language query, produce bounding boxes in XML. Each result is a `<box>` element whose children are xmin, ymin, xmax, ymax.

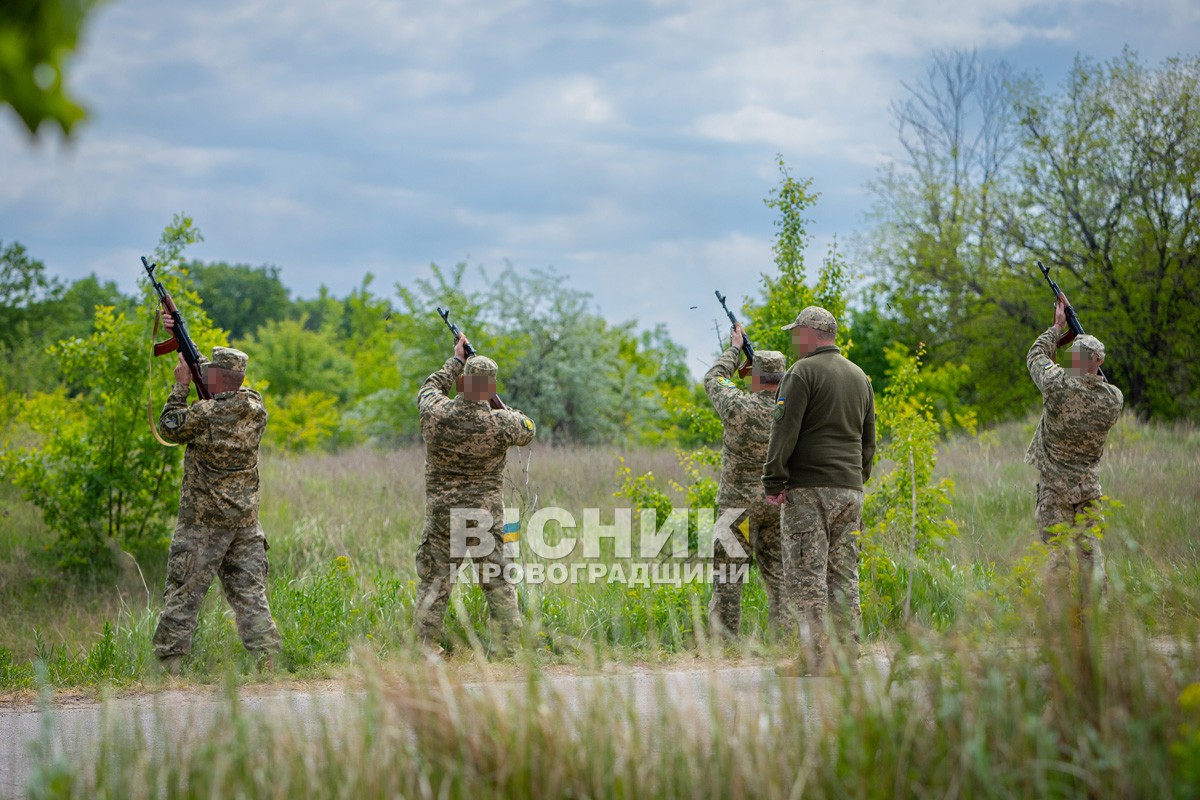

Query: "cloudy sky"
<box><xmin>3</xmin><ymin>0</ymin><xmax>1197</xmax><ymax>373</ymax></box>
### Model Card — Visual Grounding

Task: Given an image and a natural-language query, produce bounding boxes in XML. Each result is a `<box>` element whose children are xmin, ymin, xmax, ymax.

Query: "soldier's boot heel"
<box><xmin>158</xmin><ymin>654</ymin><xmax>183</xmax><ymax>677</ymax></box>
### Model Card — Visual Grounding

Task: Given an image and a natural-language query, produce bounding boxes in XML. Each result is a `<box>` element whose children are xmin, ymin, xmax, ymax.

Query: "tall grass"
<box><xmin>2</xmin><ymin>420</ymin><xmax>1198</xmax><ymax>691</ymax></box>
<box><xmin>24</xmin><ymin>602</ymin><xmax>1200</xmax><ymax>798</ymax></box>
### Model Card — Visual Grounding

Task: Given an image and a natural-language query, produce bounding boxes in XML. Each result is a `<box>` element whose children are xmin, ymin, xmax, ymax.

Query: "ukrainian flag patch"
<box><xmin>717</xmin><ymin>377</ymin><xmax>736</xmax><ymax>388</ymax></box>
<box><xmin>502</xmin><ymin>521</ymin><xmax>520</xmax><ymax>543</ymax></box>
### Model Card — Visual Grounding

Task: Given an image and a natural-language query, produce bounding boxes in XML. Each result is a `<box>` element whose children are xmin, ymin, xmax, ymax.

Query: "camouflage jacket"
<box><xmin>705</xmin><ymin>346</ymin><xmax>775</xmax><ymax>507</ymax></box>
<box><xmin>417</xmin><ymin>357</ymin><xmax>536</xmax><ymax>501</ymax></box>
<box><xmin>1024</xmin><ymin>326</ymin><xmax>1124</xmax><ymax>498</ymax></box>
<box><xmin>158</xmin><ymin>383</ymin><xmax>267</xmax><ymax>528</ymax></box>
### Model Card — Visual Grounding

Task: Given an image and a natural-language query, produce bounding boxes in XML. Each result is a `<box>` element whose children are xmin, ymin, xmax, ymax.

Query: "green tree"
<box><xmin>863</xmin><ymin>50</ymin><xmax>1034</xmax><ymax>424</ymax></box>
<box><xmin>186</xmin><ymin>261</ymin><xmax>291</xmax><ymax>341</ymax></box>
<box><xmin>1010</xmin><ymin>50</ymin><xmax>1200</xmax><ymax>419</ymax></box>
<box><xmin>0</xmin><ymin>0</ymin><xmax>103</xmax><ymax>137</ymax></box>
<box><xmin>745</xmin><ymin>156</ymin><xmax>851</xmax><ymax>356</ymax></box>
<box><xmin>236</xmin><ymin>317</ymin><xmax>354</xmax><ymax>402</ymax></box>
<box><xmin>866</xmin><ymin>48</ymin><xmax>1200</xmax><ymax>422</ymax></box>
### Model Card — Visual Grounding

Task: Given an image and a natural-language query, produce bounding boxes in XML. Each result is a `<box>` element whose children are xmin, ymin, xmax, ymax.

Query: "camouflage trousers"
<box><xmin>708</xmin><ymin>500</ymin><xmax>785</xmax><ymax>639</ymax></box>
<box><xmin>781</xmin><ymin>487</ymin><xmax>864</xmax><ymax>660</ymax></box>
<box><xmin>1036</xmin><ymin>481</ymin><xmax>1107</xmax><ymax>614</ymax></box>
<box><xmin>152</xmin><ymin>522</ymin><xmax>282</xmax><ymax>659</ymax></box>
<box><xmin>414</xmin><ymin>493</ymin><xmax>521</xmax><ymax>646</ymax></box>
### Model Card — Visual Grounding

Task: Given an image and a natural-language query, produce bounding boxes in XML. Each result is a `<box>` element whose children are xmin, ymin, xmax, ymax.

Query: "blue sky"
<box><xmin>3</xmin><ymin>0</ymin><xmax>1197</xmax><ymax>374</ymax></box>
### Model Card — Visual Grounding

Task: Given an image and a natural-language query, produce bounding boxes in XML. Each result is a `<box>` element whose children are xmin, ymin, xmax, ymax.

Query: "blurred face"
<box><xmin>1069</xmin><ymin>348</ymin><xmax>1102</xmax><ymax>376</ymax></box>
<box><xmin>750</xmin><ymin>365</ymin><xmax>780</xmax><ymax>393</ymax></box>
<box><xmin>199</xmin><ymin>364</ymin><xmax>244</xmax><ymax>394</ymax></box>
<box><xmin>791</xmin><ymin>327</ymin><xmax>821</xmax><ymax>357</ymax></box>
<box><xmin>462</xmin><ymin>374</ymin><xmax>496</xmax><ymax>401</ymax></box>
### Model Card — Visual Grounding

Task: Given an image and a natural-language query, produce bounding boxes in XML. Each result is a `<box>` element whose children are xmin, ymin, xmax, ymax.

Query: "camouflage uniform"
<box><xmin>703</xmin><ymin>345</ymin><xmax>786</xmax><ymax>638</ymax></box>
<box><xmin>1025</xmin><ymin>328</ymin><xmax>1123</xmax><ymax>608</ymax></box>
<box><xmin>415</xmin><ymin>354</ymin><xmax>536</xmax><ymax>645</ymax></box>
<box><xmin>764</xmin><ymin>307</ymin><xmax>875</xmax><ymax>664</ymax></box>
<box><xmin>152</xmin><ymin>347</ymin><xmax>282</xmax><ymax>661</ymax></box>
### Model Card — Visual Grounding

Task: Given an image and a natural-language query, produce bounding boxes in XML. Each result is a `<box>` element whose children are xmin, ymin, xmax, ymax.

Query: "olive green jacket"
<box><xmin>762</xmin><ymin>346</ymin><xmax>876</xmax><ymax>495</ymax></box>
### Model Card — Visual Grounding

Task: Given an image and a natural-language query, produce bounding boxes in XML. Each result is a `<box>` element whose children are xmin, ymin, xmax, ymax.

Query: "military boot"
<box><xmin>158</xmin><ymin>654</ymin><xmax>183</xmax><ymax>677</ymax></box>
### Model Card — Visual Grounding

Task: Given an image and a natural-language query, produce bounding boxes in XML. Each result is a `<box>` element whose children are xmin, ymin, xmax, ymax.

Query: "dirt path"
<box><xmin>0</xmin><ymin>656</ymin><xmax>890</xmax><ymax>798</ymax></box>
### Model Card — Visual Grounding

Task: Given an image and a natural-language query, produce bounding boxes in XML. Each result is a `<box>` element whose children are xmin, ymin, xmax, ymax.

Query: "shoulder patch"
<box><xmin>773</xmin><ymin>397</ymin><xmax>786</xmax><ymax>421</ymax></box>
<box><xmin>716</xmin><ymin>377</ymin><xmax>736</xmax><ymax>388</ymax></box>
<box><xmin>1042</xmin><ymin>360</ymin><xmax>1056</xmax><ymax>371</ymax></box>
<box><xmin>522</xmin><ymin>417</ymin><xmax>535</xmax><ymax>431</ymax></box>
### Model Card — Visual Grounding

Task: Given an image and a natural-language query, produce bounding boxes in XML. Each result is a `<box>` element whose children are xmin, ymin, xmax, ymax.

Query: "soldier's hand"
<box><xmin>731</xmin><ymin>323</ymin><xmax>744</xmax><ymax>350</ymax></box>
<box><xmin>765</xmin><ymin>490</ymin><xmax>787</xmax><ymax>507</ymax></box>
<box><xmin>1054</xmin><ymin>294</ymin><xmax>1068</xmax><ymax>331</ymax></box>
<box><xmin>174</xmin><ymin>354</ymin><xmax>191</xmax><ymax>385</ymax></box>
<box><xmin>454</xmin><ymin>333</ymin><xmax>469</xmax><ymax>362</ymax></box>
<box><xmin>162</xmin><ymin>310</ymin><xmax>175</xmax><ymax>330</ymax></box>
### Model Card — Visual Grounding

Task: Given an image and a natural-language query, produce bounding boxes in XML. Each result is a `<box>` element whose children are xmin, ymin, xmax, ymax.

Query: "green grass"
<box><xmin>21</xmin><ymin>606</ymin><xmax>1200</xmax><ymax>798</ymax></box>
<box><xmin>1</xmin><ymin>419</ymin><xmax>1198</xmax><ymax>691</ymax></box>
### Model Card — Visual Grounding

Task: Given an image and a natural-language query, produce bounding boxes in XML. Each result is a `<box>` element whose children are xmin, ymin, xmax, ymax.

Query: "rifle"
<box><xmin>144</xmin><ymin>256</ymin><xmax>212</xmax><ymax>400</ymax></box>
<box><xmin>714</xmin><ymin>290</ymin><xmax>754</xmax><ymax>378</ymax></box>
<box><xmin>1037</xmin><ymin>260</ymin><xmax>1106</xmax><ymax>381</ymax></box>
<box><xmin>436</xmin><ymin>306</ymin><xmax>506</xmax><ymax>409</ymax></box>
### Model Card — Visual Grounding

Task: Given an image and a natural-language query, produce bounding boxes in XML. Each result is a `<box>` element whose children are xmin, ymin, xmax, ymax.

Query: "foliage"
<box><xmin>237</xmin><ymin>317</ymin><xmax>355</xmax><ymax>402</ymax></box>
<box><xmin>0</xmin><ymin>0</ymin><xmax>101</xmax><ymax>137</ymax></box>
<box><xmin>186</xmin><ymin>260</ymin><xmax>291</xmax><ymax>341</ymax></box>
<box><xmin>1012</xmin><ymin>49</ymin><xmax>1200</xmax><ymax>419</ymax></box>
<box><xmin>865</xmin><ymin>48</ymin><xmax>1200</xmax><ymax>422</ymax></box>
<box><xmin>0</xmin><ymin>216</ymin><xmax>222</xmax><ymax>571</ymax></box>
<box><xmin>615</xmin><ymin>447</ymin><xmax>719</xmax><ymax>557</ymax></box>
<box><xmin>746</xmin><ymin>156</ymin><xmax>851</xmax><ymax>358</ymax></box>
<box><xmin>860</xmin><ymin>344</ymin><xmax>970</xmax><ymax>633</ymax></box>
<box><xmin>263</xmin><ymin>390</ymin><xmax>358</xmax><ymax>453</ymax></box>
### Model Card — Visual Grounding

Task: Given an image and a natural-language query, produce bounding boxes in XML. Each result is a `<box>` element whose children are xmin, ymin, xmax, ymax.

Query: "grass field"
<box><xmin>5</xmin><ymin>417</ymin><xmax>1200</xmax><ymax>797</ymax></box>
<box><xmin>1</xmin><ymin>418</ymin><xmax>1198</xmax><ymax>689</ymax></box>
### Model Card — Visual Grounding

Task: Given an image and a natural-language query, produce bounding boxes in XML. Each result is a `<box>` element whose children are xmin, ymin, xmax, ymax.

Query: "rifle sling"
<box><xmin>148</xmin><ymin>309</ymin><xmax>180</xmax><ymax>448</ymax></box>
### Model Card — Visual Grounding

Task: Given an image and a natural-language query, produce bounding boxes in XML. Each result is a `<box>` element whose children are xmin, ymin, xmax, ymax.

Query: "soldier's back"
<box><xmin>422</xmin><ymin>398</ymin><xmax>513</xmax><ymax>493</ymax></box>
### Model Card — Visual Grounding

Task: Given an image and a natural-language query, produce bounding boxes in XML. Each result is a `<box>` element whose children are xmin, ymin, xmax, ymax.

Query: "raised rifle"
<box><xmin>714</xmin><ymin>290</ymin><xmax>754</xmax><ymax>377</ymax></box>
<box><xmin>436</xmin><ymin>306</ymin><xmax>506</xmax><ymax>409</ymax></box>
<box><xmin>144</xmin><ymin>256</ymin><xmax>212</xmax><ymax>400</ymax></box>
<box><xmin>1037</xmin><ymin>260</ymin><xmax>1106</xmax><ymax>381</ymax></box>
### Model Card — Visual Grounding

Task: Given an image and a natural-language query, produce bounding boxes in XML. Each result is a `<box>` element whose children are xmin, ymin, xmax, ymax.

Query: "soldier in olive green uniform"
<box><xmin>152</xmin><ymin>337</ymin><xmax>281</xmax><ymax>675</ymax></box>
<box><xmin>1026</xmin><ymin>294</ymin><xmax>1123</xmax><ymax>611</ymax></box>
<box><xmin>763</xmin><ymin>307</ymin><xmax>875</xmax><ymax>672</ymax></box>
<box><xmin>704</xmin><ymin>322</ymin><xmax>787</xmax><ymax>639</ymax></box>
<box><xmin>415</xmin><ymin>334</ymin><xmax>536</xmax><ymax>649</ymax></box>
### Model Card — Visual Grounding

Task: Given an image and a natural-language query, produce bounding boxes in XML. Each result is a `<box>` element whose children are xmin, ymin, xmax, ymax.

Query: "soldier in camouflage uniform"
<box><xmin>152</xmin><ymin>325</ymin><xmax>281</xmax><ymax>676</ymax></box>
<box><xmin>704</xmin><ymin>322</ymin><xmax>787</xmax><ymax>639</ymax></box>
<box><xmin>763</xmin><ymin>307</ymin><xmax>875</xmax><ymax>673</ymax></box>
<box><xmin>1026</xmin><ymin>293</ymin><xmax>1123</xmax><ymax>612</ymax></box>
<box><xmin>415</xmin><ymin>333</ymin><xmax>536</xmax><ymax>650</ymax></box>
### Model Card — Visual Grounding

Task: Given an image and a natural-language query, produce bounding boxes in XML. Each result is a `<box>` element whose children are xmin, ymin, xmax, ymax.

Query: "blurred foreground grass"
<box><xmin>21</xmin><ymin>608</ymin><xmax>1200</xmax><ymax>799</ymax></box>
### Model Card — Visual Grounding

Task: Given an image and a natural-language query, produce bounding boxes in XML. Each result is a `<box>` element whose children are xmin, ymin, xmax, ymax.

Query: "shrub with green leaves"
<box><xmin>0</xmin><ymin>215</ymin><xmax>222</xmax><ymax>571</ymax></box>
<box><xmin>860</xmin><ymin>344</ymin><xmax>973</xmax><ymax>633</ymax></box>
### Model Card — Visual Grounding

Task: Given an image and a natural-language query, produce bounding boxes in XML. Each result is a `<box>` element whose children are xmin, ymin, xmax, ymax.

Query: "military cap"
<box><xmin>781</xmin><ymin>305</ymin><xmax>837</xmax><ymax>333</ymax></box>
<box><xmin>211</xmin><ymin>346</ymin><xmax>248</xmax><ymax>372</ymax></box>
<box><xmin>755</xmin><ymin>350</ymin><xmax>786</xmax><ymax>372</ymax></box>
<box><xmin>1072</xmin><ymin>334</ymin><xmax>1105</xmax><ymax>363</ymax></box>
<box><xmin>465</xmin><ymin>355</ymin><xmax>498</xmax><ymax>378</ymax></box>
